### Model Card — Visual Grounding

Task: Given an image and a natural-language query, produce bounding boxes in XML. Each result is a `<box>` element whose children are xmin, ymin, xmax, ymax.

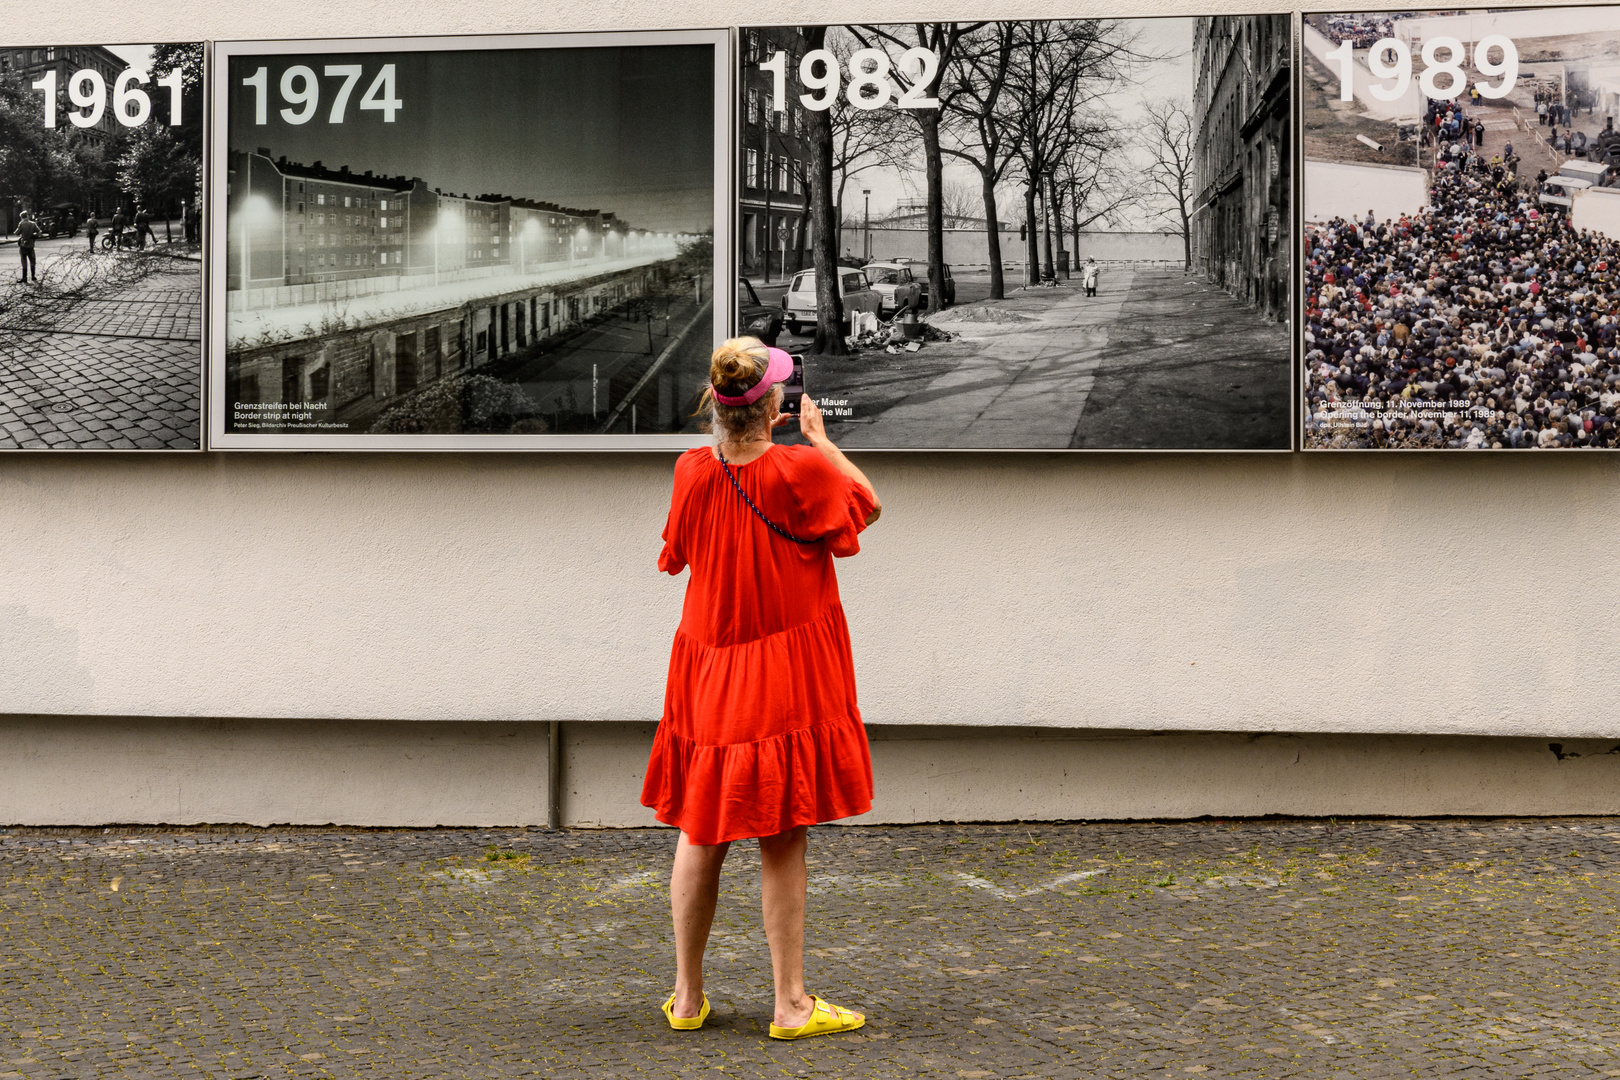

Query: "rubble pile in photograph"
<box><xmin>738</xmin><ymin>17</ymin><xmax>1290</xmax><ymax>451</ymax></box>
<box><xmin>221</xmin><ymin>39</ymin><xmax>721</xmax><ymax>439</ymax></box>
<box><xmin>1303</xmin><ymin>6</ymin><xmax>1620</xmax><ymax>449</ymax></box>
<box><xmin>0</xmin><ymin>43</ymin><xmax>203</xmax><ymax>450</ymax></box>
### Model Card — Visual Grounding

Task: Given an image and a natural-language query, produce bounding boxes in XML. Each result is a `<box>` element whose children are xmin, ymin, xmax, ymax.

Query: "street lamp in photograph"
<box><xmin>237</xmin><ymin>195</ymin><xmax>272</xmax><ymax>313</ymax></box>
<box><xmin>863</xmin><ymin>189</ymin><xmax>871</xmax><ymax>262</ymax></box>
<box><xmin>521</xmin><ymin>216</ymin><xmax>542</xmax><ymax>275</ymax></box>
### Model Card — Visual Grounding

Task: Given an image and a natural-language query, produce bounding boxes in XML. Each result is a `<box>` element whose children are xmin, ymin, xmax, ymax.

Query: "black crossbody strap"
<box><xmin>716</xmin><ymin>451</ymin><xmax>816</xmax><ymax>545</ymax></box>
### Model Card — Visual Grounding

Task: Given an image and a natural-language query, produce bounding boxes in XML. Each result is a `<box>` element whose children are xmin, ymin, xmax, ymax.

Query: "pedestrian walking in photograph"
<box><xmin>16</xmin><ymin>212</ymin><xmax>39</xmax><ymax>284</ymax></box>
<box><xmin>642</xmin><ymin>336</ymin><xmax>881</xmax><ymax>1039</ymax></box>
<box><xmin>1082</xmin><ymin>258</ymin><xmax>1100</xmax><ymax>298</ymax></box>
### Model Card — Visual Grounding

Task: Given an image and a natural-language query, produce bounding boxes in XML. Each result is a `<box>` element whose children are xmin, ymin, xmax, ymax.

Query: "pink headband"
<box><xmin>713</xmin><ymin>346</ymin><xmax>795</xmax><ymax>406</ymax></box>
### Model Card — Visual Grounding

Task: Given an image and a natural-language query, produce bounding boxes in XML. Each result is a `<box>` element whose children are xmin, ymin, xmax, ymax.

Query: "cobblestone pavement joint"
<box><xmin>3</xmin><ymin>818</ymin><xmax>1619</xmax><ymax>1078</ymax></box>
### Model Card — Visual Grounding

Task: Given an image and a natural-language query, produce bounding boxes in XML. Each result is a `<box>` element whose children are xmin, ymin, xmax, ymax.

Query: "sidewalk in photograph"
<box><xmin>806</xmin><ymin>269</ymin><xmax>1288</xmax><ymax>450</ymax></box>
<box><xmin>0</xmin><ymin>253</ymin><xmax>200</xmax><ymax>450</ymax></box>
<box><xmin>2</xmin><ymin>818</ymin><xmax>1617</xmax><ymax>1078</ymax></box>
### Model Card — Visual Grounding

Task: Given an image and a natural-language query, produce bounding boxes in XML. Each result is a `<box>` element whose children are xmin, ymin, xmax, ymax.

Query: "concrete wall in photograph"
<box><xmin>857</xmin><ymin>228</ymin><xmax>1182</xmax><ymax>268</ymax></box>
<box><xmin>1572</xmin><ymin>186</ymin><xmax>1620</xmax><ymax>239</ymax></box>
<box><xmin>1073</xmin><ymin>232</ymin><xmax>1185</xmax><ymax>263</ymax></box>
<box><xmin>856</xmin><ymin>227</ymin><xmax>1007</xmax><ymax>267</ymax></box>
<box><xmin>1394</xmin><ymin>7</ymin><xmax>1618</xmax><ymax>48</ymax></box>
<box><xmin>1304</xmin><ymin>160</ymin><xmax>1429</xmax><ymax>222</ymax></box>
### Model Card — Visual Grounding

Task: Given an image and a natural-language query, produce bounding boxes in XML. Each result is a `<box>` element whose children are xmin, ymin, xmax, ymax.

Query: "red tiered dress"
<box><xmin>640</xmin><ymin>444</ymin><xmax>877</xmax><ymax>846</ymax></box>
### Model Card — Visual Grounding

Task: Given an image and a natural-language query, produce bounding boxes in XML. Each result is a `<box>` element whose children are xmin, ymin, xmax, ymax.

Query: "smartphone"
<box><xmin>780</xmin><ymin>354</ymin><xmax>805</xmax><ymax>416</ymax></box>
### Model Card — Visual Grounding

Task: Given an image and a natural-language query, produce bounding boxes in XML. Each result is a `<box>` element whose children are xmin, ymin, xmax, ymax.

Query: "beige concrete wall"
<box><xmin>6</xmin><ymin>718</ymin><xmax>1619</xmax><ymax>827</ymax></box>
<box><xmin>0</xmin><ymin>716</ymin><xmax>549</xmax><ymax>826</ymax></box>
<box><xmin>567</xmin><ymin>724</ymin><xmax>1620</xmax><ymax>827</ymax></box>
<box><xmin>7</xmin><ymin>452</ymin><xmax>1620</xmax><ymax>739</ymax></box>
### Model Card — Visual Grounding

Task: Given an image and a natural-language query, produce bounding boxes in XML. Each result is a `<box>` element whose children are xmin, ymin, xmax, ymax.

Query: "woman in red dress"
<box><xmin>642</xmin><ymin>337</ymin><xmax>881</xmax><ymax>1039</ymax></box>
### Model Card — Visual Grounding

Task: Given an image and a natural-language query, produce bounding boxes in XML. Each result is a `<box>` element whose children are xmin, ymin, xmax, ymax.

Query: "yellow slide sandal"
<box><xmin>768</xmin><ymin>995</ymin><xmax>865</xmax><ymax>1040</ymax></box>
<box><xmin>662</xmin><ymin>992</ymin><xmax>711</xmax><ymax>1031</ymax></box>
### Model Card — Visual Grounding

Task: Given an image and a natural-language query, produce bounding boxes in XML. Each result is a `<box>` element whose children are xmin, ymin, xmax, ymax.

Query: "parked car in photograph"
<box><xmin>736</xmin><ymin>277</ymin><xmax>782</xmax><ymax>345</ymax></box>
<box><xmin>782</xmin><ymin>267</ymin><xmax>880</xmax><ymax>336</ymax></box>
<box><xmin>891</xmin><ymin>258</ymin><xmax>957</xmax><ymax>308</ymax></box>
<box><xmin>861</xmin><ymin>261</ymin><xmax>924</xmax><ymax>316</ymax></box>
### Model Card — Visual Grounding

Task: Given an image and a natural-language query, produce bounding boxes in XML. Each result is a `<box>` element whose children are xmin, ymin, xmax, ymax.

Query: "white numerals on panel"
<box><xmin>33</xmin><ymin>68</ymin><xmax>183</xmax><ymax>128</ymax></box>
<box><xmin>761</xmin><ymin>48</ymin><xmax>939</xmax><ymax>113</ymax></box>
<box><xmin>243</xmin><ymin>63</ymin><xmax>401</xmax><ymax>125</ymax></box>
<box><xmin>1324</xmin><ymin>35</ymin><xmax>1518</xmax><ymax>103</ymax></box>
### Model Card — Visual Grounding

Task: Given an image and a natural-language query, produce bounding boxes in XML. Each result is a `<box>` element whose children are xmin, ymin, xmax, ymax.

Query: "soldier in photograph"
<box><xmin>16</xmin><ymin>212</ymin><xmax>40</xmax><ymax>284</ymax></box>
<box><xmin>84</xmin><ymin>213</ymin><xmax>99</xmax><ymax>252</ymax></box>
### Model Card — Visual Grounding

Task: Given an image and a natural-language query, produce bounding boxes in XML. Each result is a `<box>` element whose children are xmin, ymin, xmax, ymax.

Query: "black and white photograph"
<box><xmin>0</xmin><ymin>43</ymin><xmax>203</xmax><ymax>451</ymax></box>
<box><xmin>1303</xmin><ymin>6</ymin><xmax>1620</xmax><ymax>449</ymax></box>
<box><xmin>737</xmin><ymin>18</ymin><xmax>1291</xmax><ymax>451</ymax></box>
<box><xmin>211</xmin><ymin>31</ymin><xmax>729</xmax><ymax>449</ymax></box>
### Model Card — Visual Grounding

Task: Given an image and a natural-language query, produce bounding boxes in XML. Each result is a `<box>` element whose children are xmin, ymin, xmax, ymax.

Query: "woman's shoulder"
<box><xmin>674</xmin><ymin>446</ymin><xmax>714</xmax><ymax>474</ymax></box>
<box><xmin>770</xmin><ymin>443</ymin><xmax>843</xmax><ymax>482</ymax></box>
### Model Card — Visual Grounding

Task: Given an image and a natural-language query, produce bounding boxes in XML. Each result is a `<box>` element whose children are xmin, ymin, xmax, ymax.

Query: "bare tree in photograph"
<box><xmin>1051</xmin><ymin>111</ymin><xmax>1137</xmax><ymax>271</ymax></box>
<box><xmin>1142</xmin><ymin>97</ymin><xmax>1196</xmax><ymax>271</ymax></box>
<box><xmin>800</xmin><ymin>27</ymin><xmax>847</xmax><ymax>355</ymax></box>
<box><xmin>850</xmin><ymin>23</ymin><xmax>982</xmax><ymax>314</ymax></box>
<box><xmin>939</xmin><ymin>22</ymin><xmax>1022</xmax><ymax>300</ymax></box>
<box><xmin>827</xmin><ymin>34</ymin><xmax>913</xmax><ymax>258</ymax></box>
<box><xmin>936</xmin><ymin>178</ymin><xmax>982</xmax><ymax>222</ymax></box>
<box><xmin>1042</xmin><ymin>109</ymin><xmax>1113</xmax><ymax>278</ymax></box>
<box><xmin>0</xmin><ymin>74</ymin><xmax>80</xmax><ymax>227</ymax></box>
<box><xmin>1003</xmin><ymin>20</ymin><xmax>1143</xmax><ymax>287</ymax></box>
<box><xmin>773</xmin><ymin>35</ymin><xmax>911</xmax><ymax>276</ymax></box>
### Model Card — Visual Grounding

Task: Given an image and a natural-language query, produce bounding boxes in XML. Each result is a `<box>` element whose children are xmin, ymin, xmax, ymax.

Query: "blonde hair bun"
<box><xmin>710</xmin><ymin>337</ymin><xmax>769</xmax><ymax>395</ymax></box>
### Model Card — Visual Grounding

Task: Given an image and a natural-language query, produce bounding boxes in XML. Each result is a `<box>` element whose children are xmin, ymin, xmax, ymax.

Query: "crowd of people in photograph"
<box><xmin>1305</xmin><ymin>139</ymin><xmax>1620</xmax><ymax>449</ymax></box>
<box><xmin>1314</xmin><ymin>12</ymin><xmax>1409</xmax><ymax>48</ymax></box>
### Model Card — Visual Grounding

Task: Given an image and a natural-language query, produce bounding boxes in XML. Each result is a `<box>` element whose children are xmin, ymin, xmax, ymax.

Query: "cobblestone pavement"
<box><xmin>4</xmin><ymin>818</ymin><xmax>1620</xmax><ymax>1078</ymax></box>
<box><xmin>0</xmin><ymin>247</ymin><xmax>201</xmax><ymax>450</ymax></box>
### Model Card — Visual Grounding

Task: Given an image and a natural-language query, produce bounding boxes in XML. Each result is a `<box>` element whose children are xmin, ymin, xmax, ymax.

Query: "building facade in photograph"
<box><xmin>1190</xmin><ymin>15</ymin><xmax>1290</xmax><ymax>323</ymax></box>
<box><xmin>0</xmin><ymin>44</ymin><xmax>139</xmax><ymax>228</ymax></box>
<box><xmin>739</xmin><ymin>27</ymin><xmax>811</xmax><ymax>281</ymax></box>
<box><xmin>1</xmin><ymin>45</ymin><xmax>128</xmax><ymax>148</ymax></box>
<box><xmin>225</xmin><ymin>151</ymin><xmax>630</xmax><ymax>295</ymax></box>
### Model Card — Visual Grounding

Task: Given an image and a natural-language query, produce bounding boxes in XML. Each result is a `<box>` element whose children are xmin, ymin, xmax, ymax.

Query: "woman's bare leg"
<box><xmin>671</xmin><ymin>831</ymin><xmax>729</xmax><ymax>1018</ymax></box>
<box><xmin>759</xmin><ymin>825</ymin><xmax>813</xmax><ymax>1027</ymax></box>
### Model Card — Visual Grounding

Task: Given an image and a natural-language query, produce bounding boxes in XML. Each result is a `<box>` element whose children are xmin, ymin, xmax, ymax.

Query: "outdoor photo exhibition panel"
<box><xmin>210</xmin><ymin>31</ymin><xmax>731</xmax><ymax>450</ymax></box>
<box><xmin>736</xmin><ymin>19</ymin><xmax>1293</xmax><ymax>451</ymax></box>
<box><xmin>1303</xmin><ymin>6</ymin><xmax>1620</xmax><ymax>450</ymax></box>
<box><xmin>0</xmin><ymin>43</ymin><xmax>204</xmax><ymax>450</ymax></box>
